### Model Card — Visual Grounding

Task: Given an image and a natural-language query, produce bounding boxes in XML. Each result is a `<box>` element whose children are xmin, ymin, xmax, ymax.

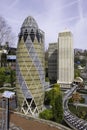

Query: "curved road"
<box><xmin>63</xmin><ymin>85</ymin><xmax>87</xmax><ymax>130</ymax></box>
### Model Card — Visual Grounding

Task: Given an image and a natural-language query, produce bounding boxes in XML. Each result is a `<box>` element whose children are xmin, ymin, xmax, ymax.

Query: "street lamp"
<box><xmin>2</xmin><ymin>91</ymin><xmax>15</xmax><ymax>130</ymax></box>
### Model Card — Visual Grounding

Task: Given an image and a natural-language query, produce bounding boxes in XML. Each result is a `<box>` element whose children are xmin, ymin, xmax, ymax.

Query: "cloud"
<box><xmin>0</xmin><ymin>0</ymin><xmax>87</xmax><ymax>49</ymax></box>
<box><xmin>71</xmin><ymin>0</ymin><xmax>87</xmax><ymax>49</ymax></box>
<box><xmin>35</xmin><ymin>0</ymin><xmax>81</xmax><ymax>48</ymax></box>
<box><xmin>73</xmin><ymin>17</ymin><xmax>87</xmax><ymax>49</ymax></box>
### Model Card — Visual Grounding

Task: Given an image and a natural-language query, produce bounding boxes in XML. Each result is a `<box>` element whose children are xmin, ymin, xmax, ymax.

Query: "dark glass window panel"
<box><xmin>36</xmin><ymin>30</ymin><xmax>40</xmax><ymax>43</ymax></box>
<box><xmin>30</xmin><ymin>29</ymin><xmax>35</xmax><ymax>42</ymax></box>
<box><xmin>24</xmin><ymin>30</ymin><xmax>28</xmax><ymax>42</ymax></box>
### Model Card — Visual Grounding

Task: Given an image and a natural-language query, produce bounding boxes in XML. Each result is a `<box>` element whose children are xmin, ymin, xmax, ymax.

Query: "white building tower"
<box><xmin>57</xmin><ymin>30</ymin><xmax>74</xmax><ymax>88</ymax></box>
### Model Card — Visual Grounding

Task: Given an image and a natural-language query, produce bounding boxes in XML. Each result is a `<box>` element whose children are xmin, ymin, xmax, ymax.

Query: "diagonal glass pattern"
<box><xmin>16</xmin><ymin>16</ymin><xmax>45</xmax><ymax>116</ymax></box>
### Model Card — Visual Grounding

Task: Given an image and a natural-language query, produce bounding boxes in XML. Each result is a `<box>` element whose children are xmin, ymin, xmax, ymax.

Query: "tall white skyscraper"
<box><xmin>57</xmin><ymin>30</ymin><xmax>74</xmax><ymax>88</ymax></box>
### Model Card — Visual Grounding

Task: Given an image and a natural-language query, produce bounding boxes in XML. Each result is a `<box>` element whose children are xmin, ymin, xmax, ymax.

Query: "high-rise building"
<box><xmin>57</xmin><ymin>30</ymin><xmax>74</xmax><ymax>88</ymax></box>
<box><xmin>48</xmin><ymin>43</ymin><xmax>57</xmax><ymax>83</ymax></box>
<box><xmin>16</xmin><ymin>16</ymin><xmax>45</xmax><ymax>116</ymax></box>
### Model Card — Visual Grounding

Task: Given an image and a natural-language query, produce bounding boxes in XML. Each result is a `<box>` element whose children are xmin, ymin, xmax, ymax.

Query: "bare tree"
<box><xmin>0</xmin><ymin>16</ymin><xmax>15</xmax><ymax>48</ymax></box>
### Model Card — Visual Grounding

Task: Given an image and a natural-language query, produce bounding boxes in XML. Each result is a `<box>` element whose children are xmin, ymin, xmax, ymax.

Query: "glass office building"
<box><xmin>16</xmin><ymin>16</ymin><xmax>45</xmax><ymax>116</ymax></box>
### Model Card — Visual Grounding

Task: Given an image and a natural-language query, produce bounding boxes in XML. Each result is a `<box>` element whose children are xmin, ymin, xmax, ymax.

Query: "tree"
<box><xmin>44</xmin><ymin>91</ymin><xmax>52</xmax><ymax>105</ymax></box>
<box><xmin>72</xmin><ymin>92</ymin><xmax>82</xmax><ymax>103</ymax></box>
<box><xmin>41</xmin><ymin>84</ymin><xmax>63</xmax><ymax>123</ymax></box>
<box><xmin>52</xmin><ymin>94</ymin><xmax>63</xmax><ymax>123</ymax></box>
<box><xmin>0</xmin><ymin>16</ymin><xmax>15</xmax><ymax>47</ymax></box>
<box><xmin>0</xmin><ymin>67</ymin><xmax>5</xmax><ymax>86</ymax></box>
<box><xmin>0</xmin><ymin>67</ymin><xmax>16</xmax><ymax>87</ymax></box>
<box><xmin>1</xmin><ymin>53</ymin><xmax>7</xmax><ymax>66</ymax></box>
<box><xmin>51</xmin><ymin>84</ymin><xmax>63</xmax><ymax>123</ymax></box>
<box><xmin>5</xmin><ymin>67</ymin><xmax>16</xmax><ymax>87</ymax></box>
<box><xmin>74</xmin><ymin>69</ymin><xmax>80</xmax><ymax>78</ymax></box>
<box><xmin>39</xmin><ymin>109</ymin><xmax>53</xmax><ymax>120</ymax></box>
<box><xmin>10</xmin><ymin>68</ymin><xmax>16</xmax><ymax>87</ymax></box>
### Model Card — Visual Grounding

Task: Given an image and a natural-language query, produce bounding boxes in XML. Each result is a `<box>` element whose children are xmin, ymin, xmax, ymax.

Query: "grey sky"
<box><xmin>0</xmin><ymin>0</ymin><xmax>87</xmax><ymax>49</ymax></box>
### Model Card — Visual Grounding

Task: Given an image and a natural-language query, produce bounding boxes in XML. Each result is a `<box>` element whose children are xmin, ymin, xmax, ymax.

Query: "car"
<box><xmin>79</xmin><ymin>126</ymin><xmax>84</xmax><ymax>130</ymax></box>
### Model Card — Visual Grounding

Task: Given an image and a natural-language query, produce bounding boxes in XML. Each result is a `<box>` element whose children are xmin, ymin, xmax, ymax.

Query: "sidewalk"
<box><xmin>73</xmin><ymin>103</ymin><xmax>87</xmax><ymax>107</ymax></box>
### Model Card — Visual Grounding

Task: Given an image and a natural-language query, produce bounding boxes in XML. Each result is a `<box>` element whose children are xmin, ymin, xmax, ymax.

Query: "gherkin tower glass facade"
<box><xmin>16</xmin><ymin>16</ymin><xmax>45</xmax><ymax>116</ymax></box>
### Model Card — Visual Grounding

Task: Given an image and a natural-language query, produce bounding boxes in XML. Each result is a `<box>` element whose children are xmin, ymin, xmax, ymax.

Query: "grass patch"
<box><xmin>68</xmin><ymin>104</ymin><xmax>87</xmax><ymax>120</ymax></box>
<box><xmin>77</xmin><ymin>89</ymin><xmax>87</xmax><ymax>94</ymax></box>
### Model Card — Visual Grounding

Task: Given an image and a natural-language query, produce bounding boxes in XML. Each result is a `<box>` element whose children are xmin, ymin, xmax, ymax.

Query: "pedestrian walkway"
<box><xmin>0</xmin><ymin>110</ymin><xmax>71</xmax><ymax>130</ymax></box>
<box><xmin>73</xmin><ymin>103</ymin><xmax>87</xmax><ymax>107</ymax></box>
<box><xmin>10</xmin><ymin>111</ymin><xmax>72</xmax><ymax>130</ymax></box>
<box><xmin>0</xmin><ymin>121</ymin><xmax>23</xmax><ymax>130</ymax></box>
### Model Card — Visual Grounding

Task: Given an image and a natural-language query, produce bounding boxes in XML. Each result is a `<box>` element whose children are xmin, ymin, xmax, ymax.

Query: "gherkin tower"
<box><xmin>16</xmin><ymin>16</ymin><xmax>45</xmax><ymax>116</ymax></box>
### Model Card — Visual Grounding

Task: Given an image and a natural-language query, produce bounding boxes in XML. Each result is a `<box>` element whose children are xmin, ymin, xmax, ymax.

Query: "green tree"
<box><xmin>50</xmin><ymin>83</ymin><xmax>61</xmax><ymax>105</ymax></box>
<box><xmin>52</xmin><ymin>94</ymin><xmax>63</xmax><ymax>123</ymax></box>
<box><xmin>1</xmin><ymin>53</ymin><xmax>7</xmax><ymax>67</ymax></box>
<box><xmin>51</xmin><ymin>84</ymin><xmax>63</xmax><ymax>123</ymax></box>
<box><xmin>39</xmin><ymin>109</ymin><xmax>53</xmax><ymax>120</ymax></box>
<box><xmin>44</xmin><ymin>89</ymin><xmax>53</xmax><ymax>105</ymax></box>
<box><xmin>5</xmin><ymin>67</ymin><xmax>16</xmax><ymax>87</ymax></box>
<box><xmin>0</xmin><ymin>67</ymin><xmax>5</xmax><ymax>86</ymax></box>
<box><xmin>44</xmin><ymin>84</ymin><xmax>60</xmax><ymax>105</ymax></box>
<box><xmin>0</xmin><ymin>67</ymin><xmax>16</xmax><ymax>87</ymax></box>
<box><xmin>40</xmin><ymin>83</ymin><xmax>63</xmax><ymax>123</ymax></box>
<box><xmin>74</xmin><ymin>69</ymin><xmax>80</xmax><ymax>78</ymax></box>
<box><xmin>9</xmin><ymin>69</ymin><xmax>16</xmax><ymax>87</ymax></box>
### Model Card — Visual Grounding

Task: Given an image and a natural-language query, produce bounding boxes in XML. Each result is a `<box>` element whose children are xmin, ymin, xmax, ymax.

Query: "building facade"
<box><xmin>48</xmin><ymin>43</ymin><xmax>57</xmax><ymax>83</ymax></box>
<box><xmin>16</xmin><ymin>16</ymin><xmax>45</xmax><ymax>116</ymax></box>
<box><xmin>57</xmin><ymin>30</ymin><xmax>74</xmax><ymax>88</ymax></box>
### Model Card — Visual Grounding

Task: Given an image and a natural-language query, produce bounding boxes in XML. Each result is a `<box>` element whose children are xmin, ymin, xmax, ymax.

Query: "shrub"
<box><xmin>39</xmin><ymin>109</ymin><xmax>53</xmax><ymax>120</ymax></box>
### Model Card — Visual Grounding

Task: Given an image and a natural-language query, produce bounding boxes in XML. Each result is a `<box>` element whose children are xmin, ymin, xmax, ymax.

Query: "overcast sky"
<box><xmin>0</xmin><ymin>0</ymin><xmax>87</xmax><ymax>49</ymax></box>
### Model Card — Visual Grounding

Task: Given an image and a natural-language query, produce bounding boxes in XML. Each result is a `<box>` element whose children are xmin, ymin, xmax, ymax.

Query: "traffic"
<box><xmin>63</xmin><ymin>85</ymin><xmax>87</xmax><ymax>130</ymax></box>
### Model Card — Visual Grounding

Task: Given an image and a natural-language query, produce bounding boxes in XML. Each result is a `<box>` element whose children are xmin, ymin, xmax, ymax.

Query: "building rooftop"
<box><xmin>58</xmin><ymin>29</ymin><xmax>72</xmax><ymax>37</ymax></box>
<box><xmin>74</xmin><ymin>77</ymin><xmax>83</xmax><ymax>83</ymax></box>
<box><xmin>22</xmin><ymin>16</ymin><xmax>38</xmax><ymax>29</ymax></box>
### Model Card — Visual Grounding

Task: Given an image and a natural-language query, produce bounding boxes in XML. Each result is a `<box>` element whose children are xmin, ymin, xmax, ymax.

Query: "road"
<box><xmin>63</xmin><ymin>85</ymin><xmax>87</xmax><ymax>130</ymax></box>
